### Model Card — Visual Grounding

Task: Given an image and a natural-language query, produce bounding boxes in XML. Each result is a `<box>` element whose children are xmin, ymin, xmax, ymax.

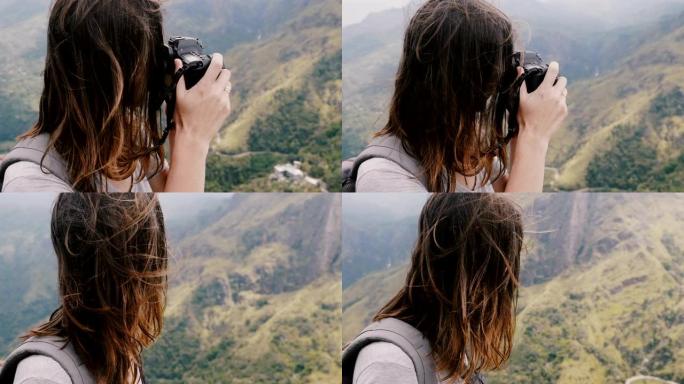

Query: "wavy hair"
<box><xmin>25</xmin><ymin>193</ymin><xmax>168</xmax><ymax>383</ymax></box>
<box><xmin>375</xmin><ymin>194</ymin><xmax>523</xmax><ymax>382</ymax></box>
<box><xmin>377</xmin><ymin>0</ymin><xmax>518</xmax><ymax>191</ymax></box>
<box><xmin>21</xmin><ymin>0</ymin><xmax>166</xmax><ymax>191</ymax></box>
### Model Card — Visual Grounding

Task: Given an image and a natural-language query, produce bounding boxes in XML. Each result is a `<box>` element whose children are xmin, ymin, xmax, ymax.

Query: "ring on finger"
<box><xmin>224</xmin><ymin>83</ymin><xmax>233</xmax><ymax>94</ymax></box>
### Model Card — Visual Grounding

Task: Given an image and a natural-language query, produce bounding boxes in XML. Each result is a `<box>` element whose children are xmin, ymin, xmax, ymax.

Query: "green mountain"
<box><xmin>342</xmin><ymin>0</ymin><xmax>684</xmax><ymax>191</ymax></box>
<box><xmin>0</xmin><ymin>193</ymin><xmax>342</xmax><ymax>383</ymax></box>
<box><xmin>0</xmin><ymin>0</ymin><xmax>341</xmax><ymax>192</ymax></box>
<box><xmin>342</xmin><ymin>194</ymin><xmax>684</xmax><ymax>383</ymax></box>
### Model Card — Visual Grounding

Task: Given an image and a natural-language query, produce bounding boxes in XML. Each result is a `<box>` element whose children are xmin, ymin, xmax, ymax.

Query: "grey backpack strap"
<box><xmin>0</xmin><ymin>134</ymin><xmax>70</xmax><ymax>190</ymax></box>
<box><xmin>0</xmin><ymin>336</ymin><xmax>95</xmax><ymax>384</ymax></box>
<box><xmin>342</xmin><ymin>135</ymin><xmax>427</xmax><ymax>192</ymax></box>
<box><xmin>342</xmin><ymin>318</ymin><xmax>438</xmax><ymax>384</ymax></box>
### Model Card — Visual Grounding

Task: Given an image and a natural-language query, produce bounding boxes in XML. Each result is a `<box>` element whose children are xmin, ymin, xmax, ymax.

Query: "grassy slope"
<box><xmin>145</xmin><ymin>193</ymin><xmax>342</xmax><ymax>383</ymax></box>
<box><xmin>216</xmin><ymin>0</ymin><xmax>341</xmax><ymax>152</ymax></box>
<box><xmin>550</xmin><ymin>20</ymin><xmax>684</xmax><ymax>190</ymax></box>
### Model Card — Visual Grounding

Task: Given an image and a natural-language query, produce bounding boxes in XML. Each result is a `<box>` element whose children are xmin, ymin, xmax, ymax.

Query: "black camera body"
<box><xmin>164</xmin><ymin>36</ymin><xmax>213</xmax><ymax>89</ymax></box>
<box><xmin>503</xmin><ymin>51</ymin><xmax>555</xmax><ymax>142</ymax></box>
<box><xmin>514</xmin><ymin>51</ymin><xmax>549</xmax><ymax>94</ymax></box>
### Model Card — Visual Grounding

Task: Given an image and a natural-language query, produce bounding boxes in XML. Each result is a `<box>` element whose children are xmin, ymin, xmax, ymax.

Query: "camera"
<box><xmin>164</xmin><ymin>37</ymin><xmax>214</xmax><ymax>89</ymax></box>
<box><xmin>514</xmin><ymin>51</ymin><xmax>549</xmax><ymax>94</ymax></box>
<box><xmin>153</xmin><ymin>36</ymin><xmax>225</xmax><ymax>146</ymax></box>
<box><xmin>502</xmin><ymin>51</ymin><xmax>557</xmax><ymax>142</ymax></box>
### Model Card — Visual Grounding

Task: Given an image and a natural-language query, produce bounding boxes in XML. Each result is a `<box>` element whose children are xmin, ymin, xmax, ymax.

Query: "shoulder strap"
<box><xmin>0</xmin><ymin>336</ymin><xmax>96</xmax><ymax>384</ymax></box>
<box><xmin>342</xmin><ymin>318</ymin><xmax>438</xmax><ymax>384</ymax></box>
<box><xmin>342</xmin><ymin>135</ymin><xmax>427</xmax><ymax>192</ymax></box>
<box><xmin>0</xmin><ymin>134</ymin><xmax>71</xmax><ymax>190</ymax></box>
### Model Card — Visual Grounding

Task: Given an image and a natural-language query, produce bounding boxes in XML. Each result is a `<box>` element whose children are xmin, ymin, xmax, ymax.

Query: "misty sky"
<box><xmin>343</xmin><ymin>0</ymin><xmax>414</xmax><ymax>26</ymax></box>
<box><xmin>342</xmin><ymin>193</ymin><xmax>428</xmax><ymax>221</ymax></box>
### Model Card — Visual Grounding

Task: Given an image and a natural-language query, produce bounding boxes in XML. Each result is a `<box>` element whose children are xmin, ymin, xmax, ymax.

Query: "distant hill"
<box><xmin>342</xmin><ymin>194</ymin><xmax>684</xmax><ymax>383</ymax></box>
<box><xmin>0</xmin><ymin>194</ymin><xmax>342</xmax><ymax>383</ymax></box>
<box><xmin>0</xmin><ymin>0</ymin><xmax>341</xmax><ymax>192</ymax></box>
<box><xmin>342</xmin><ymin>0</ymin><xmax>684</xmax><ymax>191</ymax></box>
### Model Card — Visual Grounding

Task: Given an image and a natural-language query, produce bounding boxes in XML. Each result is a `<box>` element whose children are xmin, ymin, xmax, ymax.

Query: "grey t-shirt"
<box><xmin>353</xmin><ymin>342</ymin><xmax>464</xmax><ymax>384</ymax></box>
<box><xmin>353</xmin><ymin>342</ymin><xmax>420</xmax><ymax>384</ymax></box>
<box><xmin>356</xmin><ymin>158</ymin><xmax>497</xmax><ymax>193</ymax></box>
<box><xmin>2</xmin><ymin>162</ymin><xmax>153</xmax><ymax>193</ymax></box>
<box><xmin>13</xmin><ymin>355</ymin><xmax>71</xmax><ymax>384</ymax></box>
<box><xmin>12</xmin><ymin>355</ymin><xmax>143</xmax><ymax>384</ymax></box>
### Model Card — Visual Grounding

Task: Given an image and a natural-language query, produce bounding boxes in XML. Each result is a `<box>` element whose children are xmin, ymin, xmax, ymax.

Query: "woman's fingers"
<box><xmin>542</xmin><ymin>61</ymin><xmax>560</xmax><ymax>89</ymax></box>
<box><xmin>216</xmin><ymin>69</ymin><xmax>232</xmax><ymax>91</ymax></box>
<box><xmin>555</xmin><ymin>76</ymin><xmax>568</xmax><ymax>93</ymax></box>
<box><xmin>198</xmin><ymin>53</ymin><xmax>224</xmax><ymax>88</ymax></box>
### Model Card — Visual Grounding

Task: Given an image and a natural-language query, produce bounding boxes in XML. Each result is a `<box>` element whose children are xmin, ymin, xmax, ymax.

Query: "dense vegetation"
<box><xmin>230</xmin><ymin>50</ymin><xmax>343</xmax><ymax>192</ymax></box>
<box><xmin>585</xmin><ymin>125</ymin><xmax>658</xmax><ymax>191</ymax></box>
<box><xmin>586</xmin><ymin>88</ymin><xmax>684</xmax><ymax>191</ymax></box>
<box><xmin>205</xmin><ymin>152</ymin><xmax>286</xmax><ymax>192</ymax></box>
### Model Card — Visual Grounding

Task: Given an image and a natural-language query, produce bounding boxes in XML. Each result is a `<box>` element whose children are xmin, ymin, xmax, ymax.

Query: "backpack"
<box><xmin>342</xmin><ymin>318</ymin><xmax>486</xmax><ymax>384</ymax></box>
<box><xmin>0</xmin><ymin>134</ymin><xmax>71</xmax><ymax>192</ymax></box>
<box><xmin>0</xmin><ymin>336</ymin><xmax>96</xmax><ymax>384</ymax></box>
<box><xmin>341</xmin><ymin>135</ymin><xmax>426</xmax><ymax>192</ymax></box>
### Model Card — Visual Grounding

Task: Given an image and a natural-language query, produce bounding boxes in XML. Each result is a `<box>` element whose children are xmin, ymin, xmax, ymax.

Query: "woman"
<box><xmin>0</xmin><ymin>194</ymin><xmax>168</xmax><ymax>383</ymax></box>
<box><xmin>343</xmin><ymin>194</ymin><xmax>524</xmax><ymax>383</ymax></box>
<box><xmin>353</xmin><ymin>0</ymin><xmax>568</xmax><ymax>193</ymax></box>
<box><xmin>0</xmin><ymin>0</ymin><xmax>232</xmax><ymax>192</ymax></box>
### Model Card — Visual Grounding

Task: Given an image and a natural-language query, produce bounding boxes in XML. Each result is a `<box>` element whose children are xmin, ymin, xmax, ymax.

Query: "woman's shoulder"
<box><xmin>353</xmin><ymin>342</ymin><xmax>419</xmax><ymax>384</ymax></box>
<box><xmin>356</xmin><ymin>158</ymin><xmax>427</xmax><ymax>193</ymax></box>
<box><xmin>13</xmin><ymin>355</ymin><xmax>71</xmax><ymax>384</ymax></box>
<box><xmin>2</xmin><ymin>162</ymin><xmax>73</xmax><ymax>193</ymax></box>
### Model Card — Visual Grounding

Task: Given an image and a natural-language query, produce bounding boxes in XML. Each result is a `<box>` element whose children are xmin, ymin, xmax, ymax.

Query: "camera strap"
<box><xmin>500</xmin><ymin>73</ymin><xmax>532</xmax><ymax>146</ymax></box>
<box><xmin>156</xmin><ymin>66</ymin><xmax>189</xmax><ymax>148</ymax></box>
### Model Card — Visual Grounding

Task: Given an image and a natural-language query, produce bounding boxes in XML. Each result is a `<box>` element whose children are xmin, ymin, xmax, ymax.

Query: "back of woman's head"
<box><xmin>380</xmin><ymin>0</ymin><xmax>517</xmax><ymax>191</ymax></box>
<box><xmin>375</xmin><ymin>194</ymin><xmax>523</xmax><ymax>382</ymax></box>
<box><xmin>25</xmin><ymin>0</ymin><xmax>166</xmax><ymax>191</ymax></box>
<box><xmin>27</xmin><ymin>193</ymin><xmax>168</xmax><ymax>384</ymax></box>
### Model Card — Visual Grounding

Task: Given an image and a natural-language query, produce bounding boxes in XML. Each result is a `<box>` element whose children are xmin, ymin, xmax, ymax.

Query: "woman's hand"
<box><xmin>517</xmin><ymin>62</ymin><xmax>568</xmax><ymax>146</ymax></box>
<box><xmin>163</xmin><ymin>53</ymin><xmax>233</xmax><ymax>192</ymax></box>
<box><xmin>173</xmin><ymin>54</ymin><xmax>233</xmax><ymax>151</ymax></box>
<box><xmin>504</xmin><ymin>62</ymin><xmax>568</xmax><ymax>193</ymax></box>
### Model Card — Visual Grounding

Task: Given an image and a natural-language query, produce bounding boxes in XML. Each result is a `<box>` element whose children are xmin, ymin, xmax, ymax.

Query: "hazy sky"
<box><xmin>343</xmin><ymin>0</ymin><xmax>414</xmax><ymax>26</ymax></box>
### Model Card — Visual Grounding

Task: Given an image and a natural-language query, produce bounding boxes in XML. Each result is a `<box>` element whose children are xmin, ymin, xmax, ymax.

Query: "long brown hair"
<box><xmin>378</xmin><ymin>0</ymin><xmax>517</xmax><ymax>191</ymax></box>
<box><xmin>26</xmin><ymin>194</ymin><xmax>168</xmax><ymax>383</ymax></box>
<box><xmin>375</xmin><ymin>194</ymin><xmax>523</xmax><ymax>382</ymax></box>
<box><xmin>22</xmin><ymin>0</ymin><xmax>166</xmax><ymax>191</ymax></box>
